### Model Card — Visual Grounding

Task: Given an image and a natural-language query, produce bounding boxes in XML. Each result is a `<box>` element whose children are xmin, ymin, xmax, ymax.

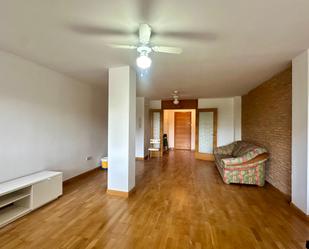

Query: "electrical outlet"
<box><xmin>86</xmin><ymin>156</ymin><xmax>92</xmax><ymax>161</ymax></box>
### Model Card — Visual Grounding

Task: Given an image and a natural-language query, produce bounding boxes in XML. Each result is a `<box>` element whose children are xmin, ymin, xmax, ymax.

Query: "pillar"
<box><xmin>107</xmin><ymin>66</ymin><xmax>136</xmax><ymax>197</ymax></box>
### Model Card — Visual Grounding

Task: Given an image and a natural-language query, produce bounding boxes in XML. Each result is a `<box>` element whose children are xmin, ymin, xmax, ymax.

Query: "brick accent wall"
<box><xmin>242</xmin><ymin>68</ymin><xmax>292</xmax><ymax>195</ymax></box>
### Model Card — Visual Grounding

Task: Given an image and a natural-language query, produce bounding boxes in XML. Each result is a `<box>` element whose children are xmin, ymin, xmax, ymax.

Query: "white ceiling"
<box><xmin>1</xmin><ymin>0</ymin><xmax>309</xmax><ymax>99</ymax></box>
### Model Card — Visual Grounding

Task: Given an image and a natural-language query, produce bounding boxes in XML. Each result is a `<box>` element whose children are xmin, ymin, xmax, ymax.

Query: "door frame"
<box><xmin>149</xmin><ymin>109</ymin><xmax>163</xmax><ymax>157</ymax></box>
<box><xmin>161</xmin><ymin>99</ymin><xmax>198</xmax><ymax>152</ymax></box>
<box><xmin>174</xmin><ymin>111</ymin><xmax>192</xmax><ymax>150</ymax></box>
<box><xmin>195</xmin><ymin>108</ymin><xmax>218</xmax><ymax>161</ymax></box>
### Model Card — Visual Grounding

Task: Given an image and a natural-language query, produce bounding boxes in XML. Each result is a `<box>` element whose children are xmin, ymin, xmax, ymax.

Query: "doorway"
<box><xmin>174</xmin><ymin>112</ymin><xmax>191</xmax><ymax>150</ymax></box>
<box><xmin>163</xmin><ymin>109</ymin><xmax>195</xmax><ymax>151</ymax></box>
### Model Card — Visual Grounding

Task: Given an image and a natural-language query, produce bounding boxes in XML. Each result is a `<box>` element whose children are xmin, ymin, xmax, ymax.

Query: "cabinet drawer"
<box><xmin>32</xmin><ymin>174</ymin><xmax>62</xmax><ymax>209</ymax></box>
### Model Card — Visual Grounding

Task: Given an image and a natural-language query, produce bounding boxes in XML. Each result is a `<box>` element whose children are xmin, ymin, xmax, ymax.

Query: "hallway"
<box><xmin>0</xmin><ymin>151</ymin><xmax>308</xmax><ymax>248</ymax></box>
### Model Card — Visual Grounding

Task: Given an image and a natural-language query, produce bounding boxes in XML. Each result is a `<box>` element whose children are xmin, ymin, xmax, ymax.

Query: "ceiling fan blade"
<box><xmin>139</xmin><ymin>24</ymin><xmax>151</xmax><ymax>44</ymax></box>
<box><xmin>155</xmin><ymin>31</ymin><xmax>217</xmax><ymax>41</ymax></box>
<box><xmin>107</xmin><ymin>44</ymin><xmax>137</xmax><ymax>50</ymax></box>
<box><xmin>69</xmin><ymin>24</ymin><xmax>132</xmax><ymax>36</ymax></box>
<box><xmin>152</xmin><ymin>46</ymin><xmax>183</xmax><ymax>54</ymax></box>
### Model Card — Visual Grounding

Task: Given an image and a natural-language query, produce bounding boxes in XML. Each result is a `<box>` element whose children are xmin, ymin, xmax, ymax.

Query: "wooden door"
<box><xmin>195</xmin><ymin>109</ymin><xmax>217</xmax><ymax>161</ymax></box>
<box><xmin>174</xmin><ymin>112</ymin><xmax>191</xmax><ymax>150</ymax></box>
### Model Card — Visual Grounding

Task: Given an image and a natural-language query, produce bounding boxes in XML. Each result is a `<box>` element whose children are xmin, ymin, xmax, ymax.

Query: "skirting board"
<box><xmin>195</xmin><ymin>152</ymin><xmax>215</xmax><ymax>161</ymax></box>
<box><xmin>63</xmin><ymin>167</ymin><xmax>101</xmax><ymax>185</ymax></box>
<box><xmin>136</xmin><ymin>155</ymin><xmax>149</xmax><ymax>161</ymax></box>
<box><xmin>106</xmin><ymin>188</ymin><xmax>136</xmax><ymax>198</ymax></box>
<box><xmin>290</xmin><ymin>202</ymin><xmax>309</xmax><ymax>220</ymax></box>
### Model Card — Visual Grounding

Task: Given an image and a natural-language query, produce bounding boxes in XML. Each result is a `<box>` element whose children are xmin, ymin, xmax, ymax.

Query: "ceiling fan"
<box><xmin>108</xmin><ymin>24</ymin><xmax>183</xmax><ymax>69</ymax></box>
<box><xmin>172</xmin><ymin>90</ymin><xmax>180</xmax><ymax>105</ymax></box>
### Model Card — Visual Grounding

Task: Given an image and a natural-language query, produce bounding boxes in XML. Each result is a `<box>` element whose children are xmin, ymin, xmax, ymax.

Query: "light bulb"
<box><xmin>136</xmin><ymin>55</ymin><xmax>152</xmax><ymax>69</ymax></box>
<box><xmin>173</xmin><ymin>99</ymin><xmax>179</xmax><ymax>105</ymax></box>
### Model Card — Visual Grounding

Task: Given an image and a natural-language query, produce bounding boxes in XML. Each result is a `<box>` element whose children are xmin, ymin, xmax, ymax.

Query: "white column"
<box><xmin>108</xmin><ymin>66</ymin><xmax>136</xmax><ymax>195</ymax></box>
<box><xmin>292</xmin><ymin>50</ymin><xmax>309</xmax><ymax>214</ymax></box>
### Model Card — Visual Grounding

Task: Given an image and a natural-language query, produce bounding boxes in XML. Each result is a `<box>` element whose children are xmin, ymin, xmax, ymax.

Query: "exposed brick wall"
<box><xmin>242</xmin><ymin>68</ymin><xmax>292</xmax><ymax>195</ymax></box>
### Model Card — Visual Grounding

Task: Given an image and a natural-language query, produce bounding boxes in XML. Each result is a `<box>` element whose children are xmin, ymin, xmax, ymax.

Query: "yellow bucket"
<box><xmin>101</xmin><ymin>157</ymin><xmax>108</xmax><ymax>169</ymax></box>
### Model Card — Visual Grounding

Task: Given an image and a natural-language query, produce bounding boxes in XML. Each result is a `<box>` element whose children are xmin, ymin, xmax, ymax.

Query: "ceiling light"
<box><xmin>136</xmin><ymin>55</ymin><xmax>152</xmax><ymax>69</ymax></box>
<box><xmin>173</xmin><ymin>99</ymin><xmax>179</xmax><ymax>105</ymax></box>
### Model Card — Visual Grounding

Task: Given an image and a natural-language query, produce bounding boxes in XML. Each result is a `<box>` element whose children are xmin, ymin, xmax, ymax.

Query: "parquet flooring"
<box><xmin>0</xmin><ymin>151</ymin><xmax>308</xmax><ymax>249</ymax></box>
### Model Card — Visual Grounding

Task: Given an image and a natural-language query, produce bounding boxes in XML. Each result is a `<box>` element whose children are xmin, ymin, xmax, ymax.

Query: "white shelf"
<box><xmin>0</xmin><ymin>205</ymin><xmax>31</xmax><ymax>227</ymax></box>
<box><xmin>0</xmin><ymin>171</ymin><xmax>62</xmax><ymax>228</ymax></box>
<box><xmin>0</xmin><ymin>171</ymin><xmax>62</xmax><ymax>196</ymax></box>
<box><xmin>0</xmin><ymin>191</ymin><xmax>31</xmax><ymax>209</ymax></box>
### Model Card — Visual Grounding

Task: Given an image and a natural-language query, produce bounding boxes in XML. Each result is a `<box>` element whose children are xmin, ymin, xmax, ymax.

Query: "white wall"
<box><xmin>149</xmin><ymin>100</ymin><xmax>161</xmax><ymax>109</ymax></box>
<box><xmin>144</xmin><ymin>98</ymin><xmax>150</xmax><ymax>157</ymax></box>
<box><xmin>0</xmin><ymin>50</ymin><xmax>108</xmax><ymax>183</ymax></box>
<box><xmin>198</xmin><ymin>98</ymin><xmax>237</xmax><ymax>146</ymax></box>
<box><xmin>136</xmin><ymin>97</ymin><xmax>145</xmax><ymax>158</ymax></box>
<box><xmin>108</xmin><ymin>66</ymin><xmax>136</xmax><ymax>192</ymax></box>
<box><xmin>135</xmin><ymin>97</ymin><xmax>150</xmax><ymax>158</ymax></box>
<box><xmin>163</xmin><ymin>109</ymin><xmax>196</xmax><ymax>150</ymax></box>
<box><xmin>292</xmin><ymin>50</ymin><xmax>309</xmax><ymax>214</ymax></box>
<box><xmin>149</xmin><ymin>98</ymin><xmax>240</xmax><ymax>149</ymax></box>
<box><xmin>233</xmin><ymin>96</ymin><xmax>242</xmax><ymax>141</ymax></box>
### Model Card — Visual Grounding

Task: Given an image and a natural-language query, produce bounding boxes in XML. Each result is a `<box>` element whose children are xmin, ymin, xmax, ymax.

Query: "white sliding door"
<box><xmin>150</xmin><ymin>110</ymin><xmax>163</xmax><ymax>156</ymax></box>
<box><xmin>195</xmin><ymin>109</ymin><xmax>217</xmax><ymax>161</ymax></box>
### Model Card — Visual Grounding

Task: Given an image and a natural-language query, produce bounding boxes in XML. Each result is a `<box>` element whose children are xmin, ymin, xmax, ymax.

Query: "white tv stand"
<box><xmin>0</xmin><ymin>171</ymin><xmax>62</xmax><ymax>228</ymax></box>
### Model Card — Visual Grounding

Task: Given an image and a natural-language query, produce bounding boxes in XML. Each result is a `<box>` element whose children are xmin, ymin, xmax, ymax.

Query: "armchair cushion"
<box><xmin>222</xmin><ymin>146</ymin><xmax>267</xmax><ymax>166</ymax></box>
<box><xmin>232</xmin><ymin>141</ymin><xmax>247</xmax><ymax>157</ymax></box>
<box><xmin>214</xmin><ymin>142</ymin><xmax>237</xmax><ymax>156</ymax></box>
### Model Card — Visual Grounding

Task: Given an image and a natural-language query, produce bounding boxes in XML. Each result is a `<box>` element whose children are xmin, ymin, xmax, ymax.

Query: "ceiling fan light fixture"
<box><xmin>173</xmin><ymin>99</ymin><xmax>179</xmax><ymax>105</ymax></box>
<box><xmin>136</xmin><ymin>54</ymin><xmax>152</xmax><ymax>69</ymax></box>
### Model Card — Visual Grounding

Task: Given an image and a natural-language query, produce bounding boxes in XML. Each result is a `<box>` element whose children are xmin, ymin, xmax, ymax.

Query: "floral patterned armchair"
<box><xmin>214</xmin><ymin>141</ymin><xmax>269</xmax><ymax>186</ymax></box>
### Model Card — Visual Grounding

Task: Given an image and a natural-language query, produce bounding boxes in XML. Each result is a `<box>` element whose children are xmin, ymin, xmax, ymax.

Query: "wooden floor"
<box><xmin>0</xmin><ymin>151</ymin><xmax>309</xmax><ymax>249</ymax></box>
